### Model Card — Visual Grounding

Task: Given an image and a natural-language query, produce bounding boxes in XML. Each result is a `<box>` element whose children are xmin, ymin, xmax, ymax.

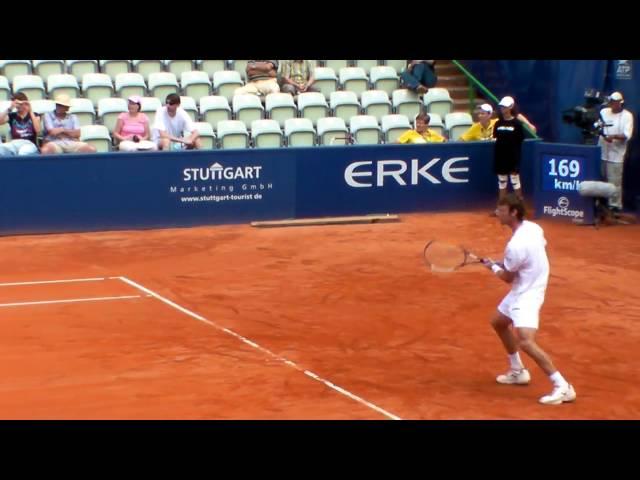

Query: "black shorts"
<box><xmin>494</xmin><ymin>153</ymin><xmax>521</xmax><ymax>175</ymax></box>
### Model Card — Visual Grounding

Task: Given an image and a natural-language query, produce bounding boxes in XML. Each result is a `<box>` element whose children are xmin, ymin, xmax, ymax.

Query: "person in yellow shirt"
<box><xmin>397</xmin><ymin>112</ymin><xmax>446</xmax><ymax>144</ymax></box>
<box><xmin>460</xmin><ymin>103</ymin><xmax>498</xmax><ymax>141</ymax></box>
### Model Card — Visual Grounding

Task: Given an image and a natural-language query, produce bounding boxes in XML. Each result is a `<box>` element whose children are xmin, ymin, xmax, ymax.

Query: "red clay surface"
<box><xmin>1</xmin><ymin>211</ymin><xmax>639</xmax><ymax>419</ymax></box>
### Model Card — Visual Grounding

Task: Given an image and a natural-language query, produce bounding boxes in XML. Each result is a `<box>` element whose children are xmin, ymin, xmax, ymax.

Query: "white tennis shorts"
<box><xmin>498</xmin><ymin>288</ymin><xmax>546</xmax><ymax>329</ymax></box>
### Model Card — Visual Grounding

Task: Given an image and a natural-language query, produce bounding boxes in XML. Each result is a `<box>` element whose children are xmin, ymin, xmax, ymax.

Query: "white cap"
<box><xmin>610</xmin><ymin>91</ymin><xmax>624</xmax><ymax>102</ymax></box>
<box><xmin>478</xmin><ymin>103</ymin><xmax>493</xmax><ymax>114</ymax></box>
<box><xmin>498</xmin><ymin>96</ymin><xmax>515</xmax><ymax>108</ymax></box>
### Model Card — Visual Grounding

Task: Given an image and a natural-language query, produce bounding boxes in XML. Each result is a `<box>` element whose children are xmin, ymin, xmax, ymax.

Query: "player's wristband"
<box><xmin>491</xmin><ymin>264</ymin><xmax>504</xmax><ymax>274</ymax></box>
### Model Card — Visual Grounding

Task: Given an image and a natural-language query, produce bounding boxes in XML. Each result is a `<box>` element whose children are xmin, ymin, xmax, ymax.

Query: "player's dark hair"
<box><xmin>12</xmin><ymin>92</ymin><xmax>28</xmax><ymax>102</ymax></box>
<box><xmin>497</xmin><ymin>193</ymin><xmax>526</xmax><ymax>221</ymax></box>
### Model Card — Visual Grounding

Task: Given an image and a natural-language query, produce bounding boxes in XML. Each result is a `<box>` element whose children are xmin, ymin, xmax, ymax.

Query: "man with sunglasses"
<box><xmin>153</xmin><ymin>93</ymin><xmax>201</xmax><ymax>151</ymax></box>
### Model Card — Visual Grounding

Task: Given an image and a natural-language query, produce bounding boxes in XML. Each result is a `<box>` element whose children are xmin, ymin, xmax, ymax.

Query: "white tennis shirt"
<box><xmin>503</xmin><ymin>220</ymin><xmax>550</xmax><ymax>295</ymax></box>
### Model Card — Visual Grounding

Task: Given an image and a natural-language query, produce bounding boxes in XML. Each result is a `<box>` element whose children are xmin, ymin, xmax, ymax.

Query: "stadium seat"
<box><xmin>198</xmin><ymin>60</ymin><xmax>227</xmax><ymax>80</ymax></box>
<box><xmin>353</xmin><ymin>60</ymin><xmax>380</xmax><ymax>75</ymax></box>
<box><xmin>179</xmin><ymin>96</ymin><xmax>198</xmax><ymax>122</ymax></box>
<box><xmin>312</xmin><ymin>67</ymin><xmax>338</xmax><ymax>100</ymax></box>
<box><xmin>0</xmin><ymin>76</ymin><xmax>10</xmax><ymax>101</ymax></box>
<box><xmin>323</xmin><ymin>60</ymin><xmax>350</xmax><ymax>72</ymax></box>
<box><xmin>251</xmin><ymin>119</ymin><xmax>282</xmax><ymax>148</ymax></box>
<box><xmin>361</xmin><ymin>90</ymin><xmax>392</xmax><ymax>123</ymax></box>
<box><xmin>12</xmin><ymin>75</ymin><xmax>45</xmax><ymax>100</ymax></box>
<box><xmin>189</xmin><ymin>122</ymin><xmax>216</xmax><ymax>149</ymax></box>
<box><xmin>131</xmin><ymin>60</ymin><xmax>164</xmax><ymax>82</ymax></box>
<box><xmin>424</xmin><ymin>88</ymin><xmax>454</xmax><ymax>117</ymax></box>
<box><xmin>30</xmin><ymin>99</ymin><xmax>56</xmax><ymax>116</ymax></box>
<box><xmin>317</xmin><ymin>117</ymin><xmax>348</xmax><ymax>145</ymax></box>
<box><xmin>80</xmin><ymin>124</ymin><xmax>112</xmax><ymax>152</ymax></box>
<box><xmin>97</xmin><ymin>97</ymin><xmax>128</xmax><ymax>132</ymax></box>
<box><xmin>349</xmin><ymin>115</ymin><xmax>381</xmax><ymax>145</ymax></box>
<box><xmin>329</xmin><ymin>91</ymin><xmax>360</xmax><ymax>126</ymax></box>
<box><xmin>69</xmin><ymin>98</ymin><xmax>96</xmax><ymax>126</ymax></box>
<box><xmin>148</xmin><ymin>72</ymin><xmax>179</xmax><ymax>102</ymax></box>
<box><xmin>216</xmin><ymin>120</ymin><xmax>249</xmax><ymax>149</ymax></box>
<box><xmin>232</xmin><ymin>94</ymin><xmax>264</xmax><ymax>125</ymax></box>
<box><xmin>138</xmin><ymin>96</ymin><xmax>162</xmax><ymax>126</ymax></box>
<box><xmin>213</xmin><ymin>70</ymin><xmax>243</xmax><ymax>101</ymax></box>
<box><xmin>383</xmin><ymin>60</ymin><xmax>406</xmax><ymax>74</ymax></box>
<box><xmin>284</xmin><ymin>118</ymin><xmax>315</xmax><ymax>147</ymax></box>
<box><xmin>82</xmin><ymin>73</ymin><xmax>114</xmax><ymax>104</ymax></box>
<box><xmin>370</xmin><ymin>66</ymin><xmax>399</xmax><ymax>96</ymax></box>
<box><xmin>381</xmin><ymin>114</ymin><xmax>411</xmax><ymax>143</ymax></box>
<box><xmin>392</xmin><ymin>89</ymin><xmax>422</xmax><ymax>119</ymax></box>
<box><xmin>339</xmin><ymin>67</ymin><xmax>369</xmax><ymax>99</ymax></box>
<box><xmin>265</xmin><ymin>93</ymin><xmax>296</xmax><ymax>128</ymax></box>
<box><xmin>47</xmin><ymin>74</ymin><xmax>80</xmax><ymax>99</ymax></box>
<box><xmin>230</xmin><ymin>60</ymin><xmax>250</xmax><ymax>81</ymax></box>
<box><xmin>297</xmin><ymin>92</ymin><xmax>328</xmax><ymax>127</ymax></box>
<box><xmin>99</xmin><ymin>60</ymin><xmax>130</xmax><ymax>81</ymax></box>
<box><xmin>180</xmin><ymin>71</ymin><xmax>212</xmax><ymax>102</ymax></box>
<box><xmin>67</xmin><ymin>60</ymin><xmax>98</xmax><ymax>82</ymax></box>
<box><xmin>199</xmin><ymin>95</ymin><xmax>232</xmax><ymax>131</ymax></box>
<box><xmin>33</xmin><ymin>60</ymin><xmax>65</xmax><ymax>79</ymax></box>
<box><xmin>0</xmin><ymin>60</ymin><xmax>31</xmax><ymax>82</ymax></box>
<box><xmin>444</xmin><ymin>112</ymin><xmax>473</xmax><ymax>141</ymax></box>
<box><xmin>424</xmin><ymin>112</ymin><xmax>445</xmax><ymax>137</ymax></box>
<box><xmin>114</xmin><ymin>73</ymin><xmax>147</xmax><ymax>98</ymax></box>
<box><xmin>164</xmin><ymin>60</ymin><xmax>194</xmax><ymax>78</ymax></box>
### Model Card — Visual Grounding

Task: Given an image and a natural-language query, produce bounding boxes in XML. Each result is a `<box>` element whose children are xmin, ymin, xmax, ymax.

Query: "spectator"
<box><xmin>279</xmin><ymin>60</ymin><xmax>318</xmax><ymax>96</ymax></box>
<box><xmin>492</xmin><ymin>96</ymin><xmax>537</xmax><ymax>204</ymax></box>
<box><xmin>41</xmin><ymin>94</ymin><xmax>96</xmax><ymax>155</ymax></box>
<box><xmin>153</xmin><ymin>93</ymin><xmax>201</xmax><ymax>151</ymax></box>
<box><xmin>396</xmin><ymin>112</ymin><xmax>446</xmax><ymax>144</ymax></box>
<box><xmin>0</xmin><ymin>92</ymin><xmax>41</xmax><ymax>156</ymax></box>
<box><xmin>234</xmin><ymin>60</ymin><xmax>280</xmax><ymax>97</ymax></box>
<box><xmin>113</xmin><ymin>95</ymin><xmax>156</xmax><ymax>151</ymax></box>
<box><xmin>400</xmin><ymin>60</ymin><xmax>437</xmax><ymax>95</ymax></box>
<box><xmin>460</xmin><ymin>103</ymin><xmax>498</xmax><ymax>141</ymax></box>
<box><xmin>598</xmin><ymin>91</ymin><xmax>634</xmax><ymax>212</ymax></box>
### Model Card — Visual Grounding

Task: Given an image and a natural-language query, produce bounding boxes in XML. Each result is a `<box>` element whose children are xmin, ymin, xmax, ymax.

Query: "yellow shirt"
<box><xmin>460</xmin><ymin>118</ymin><xmax>497</xmax><ymax>141</ymax></box>
<box><xmin>397</xmin><ymin>129</ymin><xmax>446</xmax><ymax>144</ymax></box>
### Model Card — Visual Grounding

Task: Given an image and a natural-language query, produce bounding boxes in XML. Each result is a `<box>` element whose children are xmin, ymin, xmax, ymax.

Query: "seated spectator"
<box><xmin>234</xmin><ymin>60</ymin><xmax>280</xmax><ymax>97</ymax></box>
<box><xmin>41</xmin><ymin>94</ymin><xmax>96</xmax><ymax>155</ymax></box>
<box><xmin>0</xmin><ymin>92</ymin><xmax>41</xmax><ymax>156</ymax></box>
<box><xmin>460</xmin><ymin>103</ymin><xmax>498</xmax><ymax>141</ymax></box>
<box><xmin>400</xmin><ymin>60</ymin><xmax>437</xmax><ymax>95</ymax></box>
<box><xmin>397</xmin><ymin>112</ymin><xmax>446</xmax><ymax>144</ymax></box>
<box><xmin>113</xmin><ymin>95</ymin><xmax>156</xmax><ymax>151</ymax></box>
<box><xmin>153</xmin><ymin>93</ymin><xmax>201</xmax><ymax>151</ymax></box>
<box><xmin>279</xmin><ymin>60</ymin><xmax>318</xmax><ymax>96</ymax></box>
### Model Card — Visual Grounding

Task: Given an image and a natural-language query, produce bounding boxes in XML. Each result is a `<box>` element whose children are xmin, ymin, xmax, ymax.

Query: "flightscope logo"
<box><xmin>344</xmin><ymin>157</ymin><xmax>469</xmax><ymax>188</ymax></box>
<box><xmin>543</xmin><ymin>196</ymin><xmax>584</xmax><ymax>218</ymax></box>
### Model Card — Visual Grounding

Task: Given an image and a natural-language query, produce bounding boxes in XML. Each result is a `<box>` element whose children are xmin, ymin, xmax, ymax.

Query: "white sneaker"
<box><xmin>496</xmin><ymin>368</ymin><xmax>531</xmax><ymax>385</ymax></box>
<box><xmin>539</xmin><ymin>384</ymin><xmax>577</xmax><ymax>405</ymax></box>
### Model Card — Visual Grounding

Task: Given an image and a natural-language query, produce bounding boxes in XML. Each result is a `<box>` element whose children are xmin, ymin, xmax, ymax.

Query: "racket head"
<box><xmin>423</xmin><ymin>240</ymin><xmax>482</xmax><ymax>272</ymax></box>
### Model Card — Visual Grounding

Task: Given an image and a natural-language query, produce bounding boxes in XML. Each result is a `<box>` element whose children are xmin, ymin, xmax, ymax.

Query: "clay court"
<box><xmin>1</xmin><ymin>211</ymin><xmax>639</xmax><ymax>419</ymax></box>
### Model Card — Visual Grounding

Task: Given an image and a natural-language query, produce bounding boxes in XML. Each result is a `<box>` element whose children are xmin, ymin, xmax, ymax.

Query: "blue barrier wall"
<box><xmin>0</xmin><ymin>142</ymin><xmax>539</xmax><ymax>235</ymax></box>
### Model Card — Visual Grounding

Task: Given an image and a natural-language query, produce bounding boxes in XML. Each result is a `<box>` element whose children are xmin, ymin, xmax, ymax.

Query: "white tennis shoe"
<box><xmin>496</xmin><ymin>368</ymin><xmax>531</xmax><ymax>385</ymax></box>
<box><xmin>539</xmin><ymin>384</ymin><xmax>577</xmax><ymax>405</ymax></box>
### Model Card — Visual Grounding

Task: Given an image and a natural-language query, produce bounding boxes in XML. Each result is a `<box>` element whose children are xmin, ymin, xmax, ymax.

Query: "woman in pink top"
<box><xmin>113</xmin><ymin>95</ymin><xmax>156</xmax><ymax>151</ymax></box>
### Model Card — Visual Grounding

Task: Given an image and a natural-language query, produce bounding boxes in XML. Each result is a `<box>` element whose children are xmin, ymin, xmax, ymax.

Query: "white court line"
<box><xmin>0</xmin><ymin>295</ymin><xmax>141</xmax><ymax>308</ymax></box>
<box><xmin>0</xmin><ymin>277</ymin><xmax>107</xmax><ymax>287</ymax></box>
<box><xmin>116</xmin><ymin>275</ymin><xmax>402</xmax><ymax>421</ymax></box>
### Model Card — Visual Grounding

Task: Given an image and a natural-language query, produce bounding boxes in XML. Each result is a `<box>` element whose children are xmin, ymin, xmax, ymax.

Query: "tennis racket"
<box><xmin>423</xmin><ymin>240</ymin><xmax>485</xmax><ymax>272</ymax></box>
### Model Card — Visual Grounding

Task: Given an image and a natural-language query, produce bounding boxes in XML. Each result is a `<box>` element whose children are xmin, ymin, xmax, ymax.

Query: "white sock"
<box><xmin>549</xmin><ymin>371</ymin><xmax>568</xmax><ymax>388</ymax></box>
<box><xmin>508</xmin><ymin>352</ymin><xmax>525</xmax><ymax>370</ymax></box>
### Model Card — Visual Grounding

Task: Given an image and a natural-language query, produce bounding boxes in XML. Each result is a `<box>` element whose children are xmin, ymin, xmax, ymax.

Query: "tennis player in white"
<box><xmin>483</xmin><ymin>193</ymin><xmax>576</xmax><ymax>405</ymax></box>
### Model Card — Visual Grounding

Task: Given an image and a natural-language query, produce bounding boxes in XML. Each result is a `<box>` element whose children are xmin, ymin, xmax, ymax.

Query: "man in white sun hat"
<box><xmin>460</xmin><ymin>103</ymin><xmax>498</xmax><ymax>141</ymax></box>
<box><xmin>41</xmin><ymin>94</ymin><xmax>96</xmax><ymax>155</ymax></box>
<box><xmin>598</xmin><ymin>91</ymin><xmax>634</xmax><ymax>211</ymax></box>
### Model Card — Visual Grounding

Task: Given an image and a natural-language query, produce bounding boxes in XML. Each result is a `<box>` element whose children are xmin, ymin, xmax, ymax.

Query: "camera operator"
<box><xmin>598</xmin><ymin>91</ymin><xmax>634</xmax><ymax>211</ymax></box>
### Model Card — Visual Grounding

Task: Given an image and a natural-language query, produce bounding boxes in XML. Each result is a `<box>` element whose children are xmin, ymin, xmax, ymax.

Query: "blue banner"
<box><xmin>534</xmin><ymin>142</ymin><xmax>600</xmax><ymax>224</ymax></box>
<box><xmin>0</xmin><ymin>141</ymin><xmax>542</xmax><ymax>235</ymax></box>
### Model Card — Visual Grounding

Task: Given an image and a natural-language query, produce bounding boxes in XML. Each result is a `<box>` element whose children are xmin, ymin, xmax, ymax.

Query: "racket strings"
<box><xmin>424</xmin><ymin>242</ymin><xmax>467</xmax><ymax>272</ymax></box>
